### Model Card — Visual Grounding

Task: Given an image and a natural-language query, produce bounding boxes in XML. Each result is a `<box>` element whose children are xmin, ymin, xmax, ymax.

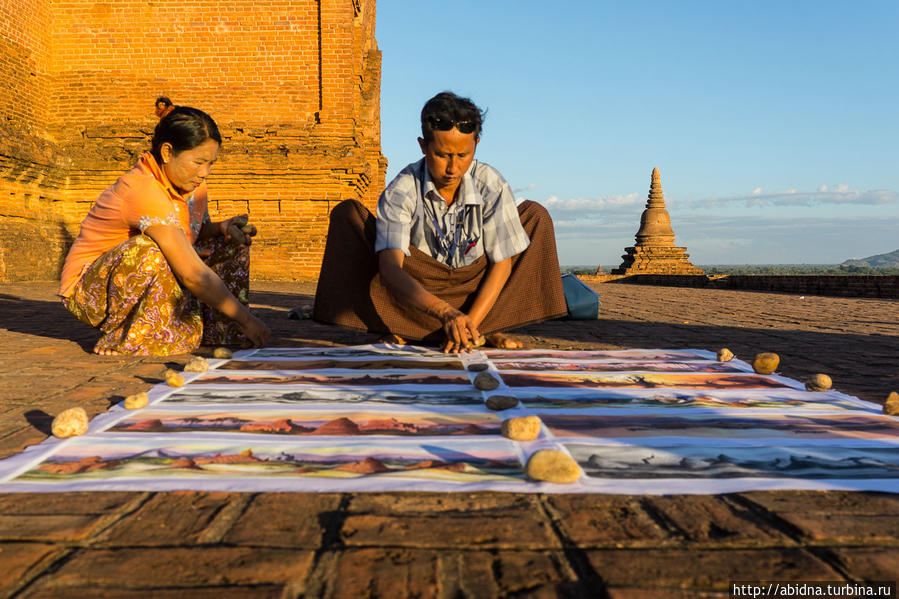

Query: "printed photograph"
<box><xmin>541</xmin><ymin>413</ymin><xmax>899</xmax><ymax>440</ymax></box>
<box><xmin>501</xmin><ymin>372</ymin><xmax>790</xmax><ymax>390</ymax></box>
<box><xmin>516</xmin><ymin>391</ymin><xmax>869</xmax><ymax>411</ymax></box>
<box><xmin>109</xmin><ymin>408</ymin><xmax>501</xmax><ymax>437</ymax></box>
<box><xmin>564</xmin><ymin>442</ymin><xmax>899</xmax><ymax>479</ymax></box>
<box><xmin>159</xmin><ymin>387</ymin><xmax>486</xmax><ymax>406</ymax></box>
<box><xmin>17</xmin><ymin>438</ymin><xmax>525</xmax><ymax>483</ymax></box>
<box><xmin>491</xmin><ymin>360</ymin><xmax>745</xmax><ymax>373</ymax></box>
<box><xmin>249</xmin><ymin>346</ymin><xmax>448</xmax><ymax>360</ymax></box>
<box><xmin>195</xmin><ymin>371</ymin><xmax>473</xmax><ymax>386</ymax></box>
<box><xmin>217</xmin><ymin>358</ymin><xmax>465</xmax><ymax>371</ymax></box>
<box><xmin>484</xmin><ymin>349</ymin><xmax>713</xmax><ymax>361</ymax></box>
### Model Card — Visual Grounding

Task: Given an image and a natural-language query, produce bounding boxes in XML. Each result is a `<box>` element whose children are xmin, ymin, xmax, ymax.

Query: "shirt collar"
<box><xmin>420</xmin><ymin>159</ymin><xmax>483</xmax><ymax>210</ymax></box>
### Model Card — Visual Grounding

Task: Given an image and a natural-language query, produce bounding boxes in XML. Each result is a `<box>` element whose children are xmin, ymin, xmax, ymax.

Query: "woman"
<box><xmin>59</xmin><ymin>106</ymin><xmax>270</xmax><ymax>355</ymax></box>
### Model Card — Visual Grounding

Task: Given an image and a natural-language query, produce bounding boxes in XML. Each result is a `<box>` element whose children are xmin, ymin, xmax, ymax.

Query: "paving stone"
<box><xmin>487</xmin><ymin>550</ymin><xmax>582</xmax><ymax>597</ymax></box>
<box><xmin>0</xmin><ymin>514</ymin><xmax>113</xmax><ymax>542</ymax></box>
<box><xmin>27</xmin><ymin>547</ymin><xmax>315</xmax><ymax>591</ymax></box>
<box><xmin>545</xmin><ymin>495</ymin><xmax>669</xmax><ymax>547</ymax></box>
<box><xmin>606</xmin><ymin>589</ymin><xmax>728</xmax><ymax>598</ymax></box>
<box><xmin>742</xmin><ymin>492</ymin><xmax>899</xmax><ymax>543</ymax></box>
<box><xmin>23</xmin><ymin>585</ymin><xmax>286</xmax><ymax>599</ymax></box>
<box><xmin>743</xmin><ymin>491</ymin><xmax>899</xmax><ymax>514</ymax></box>
<box><xmin>828</xmin><ymin>547</ymin><xmax>899</xmax><ymax>581</ymax></box>
<box><xmin>586</xmin><ymin>548</ymin><xmax>839</xmax><ymax>591</ymax></box>
<box><xmin>222</xmin><ymin>492</ymin><xmax>342</xmax><ymax>547</ymax></box>
<box><xmin>348</xmin><ymin>492</ymin><xmax>538</xmax><ymax>514</ymax></box>
<box><xmin>319</xmin><ymin>549</ymin><xmax>579</xmax><ymax>598</ymax></box>
<box><xmin>642</xmin><ymin>495</ymin><xmax>789</xmax><ymax>546</ymax></box>
<box><xmin>0</xmin><ymin>492</ymin><xmax>137</xmax><ymax>515</ymax></box>
<box><xmin>769</xmin><ymin>513</ymin><xmax>899</xmax><ymax>544</ymax></box>
<box><xmin>343</xmin><ymin>494</ymin><xmax>558</xmax><ymax>549</ymax></box>
<box><xmin>0</xmin><ymin>426</ymin><xmax>48</xmax><ymax>459</ymax></box>
<box><xmin>100</xmin><ymin>492</ymin><xmax>233</xmax><ymax>546</ymax></box>
<box><xmin>0</xmin><ymin>543</ymin><xmax>61</xmax><ymax>596</ymax></box>
<box><xmin>340</xmin><ymin>510</ymin><xmax>560</xmax><ymax>550</ymax></box>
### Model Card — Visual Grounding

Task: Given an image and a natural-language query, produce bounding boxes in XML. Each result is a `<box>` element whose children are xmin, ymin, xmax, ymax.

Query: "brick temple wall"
<box><xmin>0</xmin><ymin>0</ymin><xmax>385</xmax><ymax>282</ymax></box>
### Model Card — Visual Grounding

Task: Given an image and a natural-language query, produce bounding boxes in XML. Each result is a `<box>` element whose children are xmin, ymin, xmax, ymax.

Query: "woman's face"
<box><xmin>161</xmin><ymin>138</ymin><xmax>219</xmax><ymax>194</ymax></box>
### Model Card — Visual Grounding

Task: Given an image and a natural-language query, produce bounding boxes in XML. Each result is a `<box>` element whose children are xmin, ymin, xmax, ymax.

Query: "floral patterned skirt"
<box><xmin>63</xmin><ymin>234</ymin><xmax>250</xmax><ymax>356</ymax></box>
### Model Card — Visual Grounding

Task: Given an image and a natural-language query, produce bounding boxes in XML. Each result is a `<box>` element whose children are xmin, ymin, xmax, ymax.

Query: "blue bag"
<box><xmin>561</xmin><ymin>273</ymin><xmax>600</xmax><ymax>320</ymax></box>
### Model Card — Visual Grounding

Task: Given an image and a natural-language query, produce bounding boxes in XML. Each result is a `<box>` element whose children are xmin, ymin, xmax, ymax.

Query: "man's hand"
<box><xmin>430</xmin><ymin>301</ymin><xmax>480</xmax><ymax>354</ymax></box>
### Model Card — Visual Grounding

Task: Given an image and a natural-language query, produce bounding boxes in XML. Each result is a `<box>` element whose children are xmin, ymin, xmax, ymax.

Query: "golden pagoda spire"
<box><xmin>611</xmin><ymin>167</ymin><xmax>702</xmax><ymax>276</ymax></box>
<box><xmin>634</xmin><ymin>167</ymin><xmax>675</xmax><ymax>247</ymax></box>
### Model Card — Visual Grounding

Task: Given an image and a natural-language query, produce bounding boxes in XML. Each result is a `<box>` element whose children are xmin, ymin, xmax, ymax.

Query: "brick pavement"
<box><xmin>0</xmin><ymin>280</ymin><xmax>897</xmax><ymax>597</ymax></box>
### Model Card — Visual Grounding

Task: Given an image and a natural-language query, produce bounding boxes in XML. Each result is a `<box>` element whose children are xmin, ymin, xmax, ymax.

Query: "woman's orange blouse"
<box><xmin>59</xmin><ymin>152</ymin><xmax>209</xmax><ymax>297</ymax></box>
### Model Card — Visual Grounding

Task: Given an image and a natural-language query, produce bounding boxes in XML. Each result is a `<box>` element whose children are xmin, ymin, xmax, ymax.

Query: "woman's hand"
<box><xmin>220</xmin><ymin>214</ymin><xmax>257</xmax><ymax>246</ymax></box>
<box><xmin>237</xmin><ymin>312</ymin><xmax>271</xmax><ymax>348</ymax></box>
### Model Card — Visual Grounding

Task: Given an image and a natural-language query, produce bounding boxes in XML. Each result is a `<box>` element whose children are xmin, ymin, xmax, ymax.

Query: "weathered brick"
<box><xmin>100</xmin><ymin>492</ymin><xmax>233</xmax><ymax>546</ymax></box>
<box><xmin>222</xmin><ymin>492</ymin><xmax>341</xmax><ymax>548</ymax></box>
<box><xmin>341</xmin><ymin>493</ymin><xmax>560</xmax><ymax>549</ymax></box>
<box><xmin>27</xmin><ymin>547</ymin><xmax>315</xmax><ymax>591</ymax></box>
<box><xmin>0</xmin><ymin>542</ymin><xmax>61</xmax><ymax>596</ymax></box>
<box><xmin>586</xmin><ymin>549</ymin><xmax>839</xmax><ymax>591</ymax></box>
<box><xmin>828</xmin><ymin>548</ymin><xmax>899</xmax><ymax>581</ymax></box>
<box><xmin>545</xmin><ymin>495</ymin><xmax>669</xmax><ymax>547</ymax></box>
<box><xmin>641</xmin><ymin>495</ymin><xmax>789</xmax><ymax>546</ymax></box>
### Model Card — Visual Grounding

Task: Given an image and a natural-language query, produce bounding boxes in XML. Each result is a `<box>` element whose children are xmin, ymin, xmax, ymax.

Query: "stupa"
<box><xmin>611</xmin><ymin>168</ymin><xmax>703</xmax><ymax>275</ymax></box>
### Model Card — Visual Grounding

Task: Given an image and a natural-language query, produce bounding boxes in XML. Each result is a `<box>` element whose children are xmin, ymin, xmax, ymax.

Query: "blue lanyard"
<box><xmin>423</xmin><ymin>195</ymin><xmax>465</xmax><ymax>261</ymax></box>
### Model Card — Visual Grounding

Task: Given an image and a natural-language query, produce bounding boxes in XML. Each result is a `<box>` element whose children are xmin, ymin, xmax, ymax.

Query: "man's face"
<box><xmin>418</xmin><ymin>127</ymin><xmax>478</xmax><ymax>200</ymax></box>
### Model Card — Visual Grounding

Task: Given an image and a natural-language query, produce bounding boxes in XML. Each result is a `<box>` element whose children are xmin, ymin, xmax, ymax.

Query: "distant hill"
<box><xmin>841</xmin><ymin>249</ymin><xmax>899</xmax><ymax>268</ymax></box>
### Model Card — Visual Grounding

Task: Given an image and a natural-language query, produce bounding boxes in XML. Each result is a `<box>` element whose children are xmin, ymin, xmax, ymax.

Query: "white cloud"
<box><xmin>553</xmin><ymin>213</ymin><xmax>899</xmax><ymax>265</ymax></box>
<box><xmin>686</xmin><ymin>185</ymin><xmax>898</xmax><ymax>209</ymax></box>
<box><xmin>544</xmin><ymin>192</ymin><xmax>643</xmax><ymax>215</ymax></box>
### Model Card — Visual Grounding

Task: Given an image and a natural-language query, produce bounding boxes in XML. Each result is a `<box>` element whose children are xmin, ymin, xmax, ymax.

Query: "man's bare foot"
<box><xmin>484</xmin><ymin>332</ymin><xmax>523</xmax><ymax>349</ymax></box>
<box><xmin>93</xmin><ymin>344</ymin><xmax>120</xmax><ymax>356</ymax></box>
<box><xmin>377</xmin><ymin>333</ymin><xmax>406</xmax><ymax>345</ymax></box>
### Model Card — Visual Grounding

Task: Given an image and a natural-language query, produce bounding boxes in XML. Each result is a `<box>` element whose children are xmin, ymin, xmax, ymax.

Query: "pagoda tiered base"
<box><xmin>611</xmin><ymin>246</ymin><xmax>703</xmax><ymax>275</ymax></box>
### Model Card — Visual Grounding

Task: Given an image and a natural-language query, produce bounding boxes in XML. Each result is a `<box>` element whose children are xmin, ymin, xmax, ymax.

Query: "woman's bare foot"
<box><xmin>93</xmin><ymin>344</ymin><xmax>120</xmax><ymax>356</ymax></box>
<box><xmin>377</xmin><ymin>333</ymin><xmax>406</xmax><ymax>345</ymax></box>
<box><xmin>484</xmin><ymin>332</ymin><xmax>523</xmax><ymax>349</ymax></box>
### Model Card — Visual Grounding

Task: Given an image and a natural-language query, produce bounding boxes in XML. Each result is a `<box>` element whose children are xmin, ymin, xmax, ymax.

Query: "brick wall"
<box><xmin>0</xmin><ymin>0</ymin><xmax>384</xmax><ymax>282</ymax></box>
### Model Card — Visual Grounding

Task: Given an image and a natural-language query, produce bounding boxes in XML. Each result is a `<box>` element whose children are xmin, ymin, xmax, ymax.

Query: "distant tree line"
<box><xmin>561</xmin><ymin>265</ymin><xmax>899</xmax><ymax>276</ymax></box>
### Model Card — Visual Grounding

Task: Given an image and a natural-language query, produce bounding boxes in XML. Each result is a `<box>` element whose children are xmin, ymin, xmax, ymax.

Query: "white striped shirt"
<box><xmin>375</xmin><ymin>159</ymin><xmax>530</xmax><ymax>268</ymax></box>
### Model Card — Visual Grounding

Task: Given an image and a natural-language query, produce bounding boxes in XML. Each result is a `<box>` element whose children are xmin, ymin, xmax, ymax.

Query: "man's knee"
<box><xmin>517</xmin><ymin>200</ymin><xmax>554</xmax><ymax>230</ymax></box>
<box><xmin>330</xmin><ymin>199</ymin><xmax>369</xmax><ymax>224</ymax></box>
<box><xmin>326</xmin><ymin>199</ymin><xmax>376</xmax><ymax>245</ymax></box>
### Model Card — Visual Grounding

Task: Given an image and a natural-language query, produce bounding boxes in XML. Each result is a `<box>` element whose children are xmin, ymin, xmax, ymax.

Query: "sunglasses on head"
<box><xmin>428</xmin><ymin>116</ymin><xmax>477</xmax><ymax>134</ymax></box>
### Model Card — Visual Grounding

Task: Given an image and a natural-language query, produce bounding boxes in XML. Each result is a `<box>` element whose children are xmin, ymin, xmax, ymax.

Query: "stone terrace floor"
<box><xmin>0</xmin><ymin>280</ymin><xmax>897</xmax><ymax>598</ymax></box>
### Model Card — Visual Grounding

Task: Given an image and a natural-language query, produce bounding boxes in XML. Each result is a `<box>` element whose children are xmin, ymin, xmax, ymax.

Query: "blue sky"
<box><xmin>375</xmin><ymin>1</ymin><xmax>898</xmax><ymax>266</ymax></box>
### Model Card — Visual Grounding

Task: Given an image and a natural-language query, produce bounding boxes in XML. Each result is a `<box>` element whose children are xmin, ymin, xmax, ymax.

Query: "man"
<box><xmin>314</xmin><ymin>91</ymin><xmax>566</xmax><ymax>352</ymax></box>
